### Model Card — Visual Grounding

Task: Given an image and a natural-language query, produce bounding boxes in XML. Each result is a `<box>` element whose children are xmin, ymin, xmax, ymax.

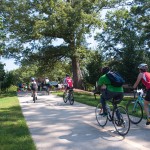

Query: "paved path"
<box><xmin>18</xmin><ymin>92</ymin><xmax>150</xmax><ymax>150</ymax></box>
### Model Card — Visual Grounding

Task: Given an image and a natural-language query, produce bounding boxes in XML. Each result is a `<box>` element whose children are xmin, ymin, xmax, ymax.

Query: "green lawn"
<box><xmin>0</xmin><ymin>92</ymin><xmax>36</xmax><ymax>150</ymax></box>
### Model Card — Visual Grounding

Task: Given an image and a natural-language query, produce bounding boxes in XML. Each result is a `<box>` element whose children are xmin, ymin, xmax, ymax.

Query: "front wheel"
<box><xmin>33</xmin><ymin>94</ymin><xmax>36</xmax><ymax>103</ymax></box>
<box><xmin>126</xmin><ymin>100</ymin><xmax>143</xmax><ymax>124</ymax></box>
<box><xmin>95</xmin><ymin>103</ymin><xmax>108</xmax><ymax>127</ymax></box>
<box><xmin>113</xmin><ymin>106</ymin><xmax>130</xmax><ymax>136</ymax></box>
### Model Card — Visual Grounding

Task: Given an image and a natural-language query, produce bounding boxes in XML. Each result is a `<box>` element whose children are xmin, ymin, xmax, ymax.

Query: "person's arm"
<box><xmin>133</xmin><ymin>73</ymin><xmax>143</xmax><ymax>89</ymax></box>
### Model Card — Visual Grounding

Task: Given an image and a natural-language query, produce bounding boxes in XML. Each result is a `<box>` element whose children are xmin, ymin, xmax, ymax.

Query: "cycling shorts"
<box><xmin>145</xmin><ymin>89</ymin><xmax>150</xmax><ymax>101</ymax></box>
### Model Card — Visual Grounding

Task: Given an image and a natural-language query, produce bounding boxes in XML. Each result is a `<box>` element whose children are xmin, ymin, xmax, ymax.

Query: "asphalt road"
<box><xmin>18</xmin><ymin>91</ymin><xmax>150</xmax><ymax>150</ymax></box>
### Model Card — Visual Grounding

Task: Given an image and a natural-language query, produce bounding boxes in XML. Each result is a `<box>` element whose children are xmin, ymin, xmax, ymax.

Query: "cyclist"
<box><xmin>63</xmin><ymin>74</ymin><xmax>73</xmax><ymax>93</ymax></box>
<box><xmin>44</xmin><ymin>77</ymin><xmax>50</xmax><ymax>93</ymax></box>
<box><xmin>30</xmin><ymin>77</ymin><xmax>38</xmax><ymax>100</ymax></box>
<box><xmin>98</xmin><ymin>66</ymin><xmax>124</xmax><ymax>116</ymax></box>
<box><xmin>133</xmin><ymin>63</ymin><xmax>150</xmax><ymax>125</ymax></box>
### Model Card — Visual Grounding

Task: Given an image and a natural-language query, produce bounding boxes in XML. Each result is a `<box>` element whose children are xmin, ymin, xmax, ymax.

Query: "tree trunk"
<box><xmin>71</xmin><ymin>56</ymin><xmax>83</xmax><ymax>89</ymax></box>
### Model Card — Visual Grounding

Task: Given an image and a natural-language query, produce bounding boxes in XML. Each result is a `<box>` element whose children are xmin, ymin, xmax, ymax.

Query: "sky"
<box><xmin>0</xmin><ymin>57</ymin><xmax>19</xmax><ymax>71</ymax></box>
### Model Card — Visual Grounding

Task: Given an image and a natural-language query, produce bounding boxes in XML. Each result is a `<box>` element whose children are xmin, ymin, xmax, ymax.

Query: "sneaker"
<box><xmin>146</xmin><ymin>118</ymin><xmax>150</xmax><ymax>125</ymax></box>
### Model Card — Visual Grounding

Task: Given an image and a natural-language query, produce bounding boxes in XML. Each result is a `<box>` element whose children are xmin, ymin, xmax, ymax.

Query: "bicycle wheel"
<box><xmin>126</xmin><ymin>100</ymin><xmax>143</xmax><ymax>124</ymax></box>
<box><xmin>69</xmin><ymin>92</ymin><xmax>74</xmax><ymax>105</ymax></box>
<box><xmin>113</xmin><ymin>106</ymin><xmax>130</xmax><ymax>136</ymax></box>
<box><xmin>47</xmin><ymin>89</ymin><xmax>50</xmax><ymax>95</ymax></box>
<box><xmin>95</xmin><ymin>103</ymin><xmax>108</xmax><ymax>127</ymax></box>
<box><xmin>63</xmin><ymin>92</ymin><xmax>68</xmax><ymax>103</ymax></box>
<box><xmin>33</xmin><ymin>94</ymin><xmax>36</xmax><ymax>103</ymax></box>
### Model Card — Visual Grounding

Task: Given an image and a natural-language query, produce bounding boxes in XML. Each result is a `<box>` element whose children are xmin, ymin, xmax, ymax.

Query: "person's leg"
<box><xmin>144</xmin><ymin>90</ymin><xmax>150</xmax><ymax>125</ymax></box>
<box><xmin>100</xmin><ymin>90</ymin><xmax>113</xmax><ymax>115</ymax></box>
<box><xmin>144</xmin><ymin>100</ymin><xmax>149</xmax><ymax>117</ymax></box>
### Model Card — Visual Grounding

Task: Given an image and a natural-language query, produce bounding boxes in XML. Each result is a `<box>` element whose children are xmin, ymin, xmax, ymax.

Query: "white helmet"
<box><xmin>138</xmin><ymin>63</ymin><xmax>148</xmax><ymax>70</ymax></box>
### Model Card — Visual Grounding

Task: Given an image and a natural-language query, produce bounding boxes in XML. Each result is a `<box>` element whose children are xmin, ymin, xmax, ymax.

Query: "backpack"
<box><xmin>106</xmin><ymin>71</ymin><xmax>125</xmax><ymax>87</ymax></box>
<box><xmin>142</xmin><ymin>72</ymin><xmax>150</xmax><ymax>89</ymax></box>
<box><xmin>31</xmin><ymin>81</ymin><xmax>37</xmax><ymax>90</ymax></box>
<box><xmin>66</xmin><ymin>77</ymin><xmax>73</xmax><ymax>88</ymax></box>
<box><xmin>45</xmin><ymin>79</ymin><xmax>49</xmax><ymax>84</ymax></box>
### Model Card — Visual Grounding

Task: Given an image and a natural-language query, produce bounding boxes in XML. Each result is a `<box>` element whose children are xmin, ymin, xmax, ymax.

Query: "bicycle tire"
<box><xmin>69</xmin><ymin>92</ymin><xmax>74</xmax><ymax>105</ymax></box>
<box><xmin>126</xmin><ymin>100</ymin><xmax>143</xmax><ymax>124</ymax></box>
<box><xmin>113</xmin><ymin>106</ymin><xmax>130</xmax><ymax>136</ymax></box>
<box><xmin>33</xmin><ymin>94</ymin><xmax>36</xmax><ymax>103</ymax></box>
<box><xmin>63</xmin><ymin>93</ymin><xmax>68</xmax><ymax>103</ymax></box>
<box><xmin>95</xmin><ymin>103</ymin><xmax>108</xmax><ymax>127</ymax></box>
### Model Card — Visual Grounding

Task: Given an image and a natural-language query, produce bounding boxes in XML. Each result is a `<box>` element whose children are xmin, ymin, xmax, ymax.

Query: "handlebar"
<box><xmin>133</xmin><ymin>89</ymin><xmax>144</xmax><ymax>98</ymax></box>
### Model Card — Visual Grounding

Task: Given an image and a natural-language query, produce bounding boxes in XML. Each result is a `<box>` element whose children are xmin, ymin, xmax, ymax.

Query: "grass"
<box><xmin>0</xmin><ymin>92</ymin><xmax>36</xmax><ymax>150</ymax></box>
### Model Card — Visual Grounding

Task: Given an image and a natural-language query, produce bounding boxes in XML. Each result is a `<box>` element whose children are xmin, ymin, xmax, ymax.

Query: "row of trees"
<box><xmin>1</xmin><ymin>0</ymin><xmax>150</xmax><ymax>90</ymax></box>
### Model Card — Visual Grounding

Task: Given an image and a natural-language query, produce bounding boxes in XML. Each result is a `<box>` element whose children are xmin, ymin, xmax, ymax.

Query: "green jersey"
<box><xmin>98</xmin><ymin>74</ymin><xmax>124</xmax><ymax>92</ymax></box>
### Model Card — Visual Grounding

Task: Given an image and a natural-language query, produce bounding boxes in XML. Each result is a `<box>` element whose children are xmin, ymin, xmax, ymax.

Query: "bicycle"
<box><xmin>46</xmin><ymin>86</ymin><xmax>50</xmax><ymax>95</ymax></box>
<box><xmin>126</xmin><ymin>89</ymin><xmax>147</xmax><ymax>124</ymax></box>
<box><xmin>63</xmin><ymin>88</ymin><xmax>74</xmax><ymax>105</ymax></box>
<box><xmin>95</xmin><ymin>98</ymin><xmax>130</xmax><ymax>136</ymax></box>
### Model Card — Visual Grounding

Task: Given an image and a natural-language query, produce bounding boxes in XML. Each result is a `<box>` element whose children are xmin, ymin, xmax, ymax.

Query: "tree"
<box><xmin>95</xmin><ymin>8</ymin><xmax>150</xmax><ymax>84</ymax></box>
<box><xmin>2</xmin><ymin>0</ymin><xmax>127</xmax><ymax>89</ymax></box>
<box><xmin>85</xmin><ymin>51</ymin><xmax>103</xmax><ymax>88</ymax></box>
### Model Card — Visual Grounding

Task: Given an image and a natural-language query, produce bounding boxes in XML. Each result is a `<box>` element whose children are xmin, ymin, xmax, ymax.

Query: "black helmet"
<box><xmin>138</xmin><ymin>63</ymin><xmax>148</xmax><ymax>70</ymax></box>
<box><xmin>101</xmin><ymin>66</ymin><xmax>110</xmax><ymax>75</ymax></box>
<box><xmin>66</xmin><ymin>74</ymin><xmax>69</xmax><ymax>77</ymax></box>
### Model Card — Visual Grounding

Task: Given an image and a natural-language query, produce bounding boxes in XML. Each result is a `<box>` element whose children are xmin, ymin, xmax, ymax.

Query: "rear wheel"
<box><xmin>126</xmin><ymin>100</ymin><xmax>143</xmax><ymax>124</ymax></box>
<box><xmin>33</xmin><ymin>94</ymin><xmax>36</xmax><ymax>103</ymax></box>
<box><xmin>113</xmin><ymin>106</ymin><xmax>130</xmax><ymax>136</ymax></box>
<box><xmin>69</xmin><ymin>92</ymin><xmax>74</xmax><ymax>105</ymax></box>
<box><xmin>95</xmin><ymin>103</ymin><xmax>108</xmax><ymax>127</ymax></box>
<box><xmin>63</xmin><ymin>92</ymin><xmax>68</xmax><ymax>103</ymax></box>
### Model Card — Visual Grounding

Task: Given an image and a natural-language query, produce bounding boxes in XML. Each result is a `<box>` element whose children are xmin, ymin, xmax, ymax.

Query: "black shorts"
<box><xmin>67</xmin><ymin>87</ymin><xmax>73</xmax><ymax>90</ymax></box>
<box><xmin>100</xmin><ymin>89</ymin><xmax>124</xmax><ymax>103</ymax></box>
<box><xmin>145</xmin><ymin>89</ymin><xmax>150</xmax><ymax>101</ymax></box>
<box><xmin>31</xmin><ymin>87</ymin><xmax>37</xmax><ymax>91</ymax></box>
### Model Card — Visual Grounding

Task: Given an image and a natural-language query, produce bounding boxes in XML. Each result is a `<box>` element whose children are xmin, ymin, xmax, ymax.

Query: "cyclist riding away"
<box><xmin>63</xmin><ymin>74</ymin><xmax>73</xmax><ymax>93</ymax></box>
<box><xmin>44</xmin><ymin>77</ymin><xmax>50</xmax><ymax>94</ymax></box>
<box><xmin>133</xmin><ymin>63</ymin><xmax>150</xmax><ymax>125</ymax></box>
<box><xmin>30</xmin><ymin>77</ymin><xmax>38</xmax><ymax>100</ymax></box>
<box><xmin>98</xmin><ymin>66</ymin><xmax>124</xmax><ymax>116</ymax></box>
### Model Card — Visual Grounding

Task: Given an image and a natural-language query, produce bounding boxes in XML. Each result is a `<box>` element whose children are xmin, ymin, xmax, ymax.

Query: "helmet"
<box><xmin>138</xmin><ymin>63</ymin><xmax>148</xmax><ymax>70</ymax></box>
<box><xmin>66</xmin><ymin>74</ymin><xmax>69</xmax><ymax>77</ymax></box>
<box><xmin>101</xmin><ymin>66</ymin><xmax>110</xmax><ymax>75</ymax></box>
<box><xmin>31</xmin><ymin>77</ymin><xmax>35</xmax><ymax>81</ymax></box>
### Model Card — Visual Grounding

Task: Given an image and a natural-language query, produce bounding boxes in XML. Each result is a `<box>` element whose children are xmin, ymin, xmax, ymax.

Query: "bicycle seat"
<box><xmin>69</xmin><ymin>88</ymin><xmax>73</xmax><ymax>92</ymax></box>
<box><xmin>111</xmin><ymin>98</ymin><xmax>122</xmax><ymax>104</ymax></box>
